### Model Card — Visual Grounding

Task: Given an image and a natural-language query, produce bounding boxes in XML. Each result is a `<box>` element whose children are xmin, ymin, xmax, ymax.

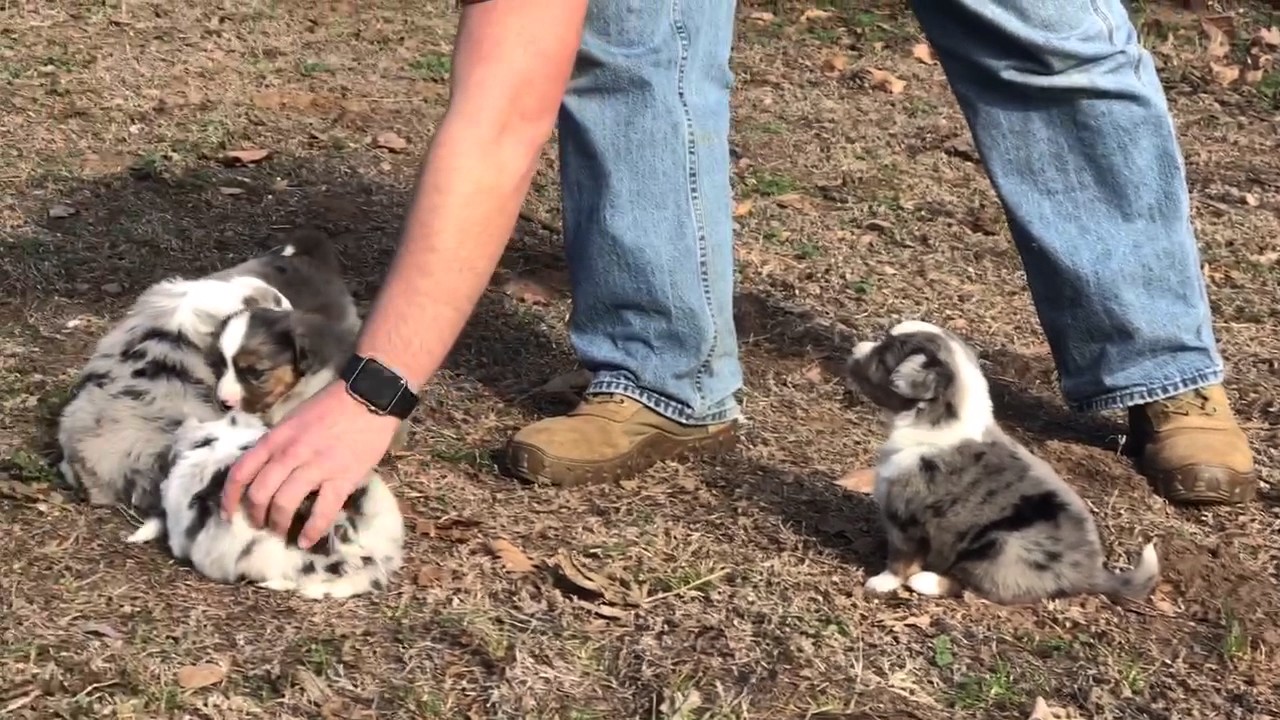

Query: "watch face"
<box><xmin>348</xmin><ymin>358</ymin><xmax>404</xmax><ymax>414</ymax></box>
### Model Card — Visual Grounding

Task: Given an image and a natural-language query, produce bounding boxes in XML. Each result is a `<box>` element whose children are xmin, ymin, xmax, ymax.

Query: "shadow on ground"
<box><xmin>2</xmin><ymin>154</ymin><xmax>1105</xmax><ymax>565</ymax></box>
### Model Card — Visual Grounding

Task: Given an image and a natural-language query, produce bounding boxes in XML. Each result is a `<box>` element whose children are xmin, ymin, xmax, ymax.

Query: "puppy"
<box><xmin>845</xmin><ymin>320</ymin><xmax>1159</xmax><ymax>605</ymax></box>
<box><xmin>211</xmin><ymin>228</ymin><xmax>361</xmax><ymax>339</ymax></box>
<box><xmin>56</xmin><ymin>275</ymin><xmax>290</xmax><ymax>513</ymax></box>
<box><xmin>208</xmin><ymin>306</ymin><xmax>411</xmax><ymax>449</ymax></box>
<box><xmin>126</xmin><ymin>410</ymin><xmax>404</xmax><ymax>599</ymax></box>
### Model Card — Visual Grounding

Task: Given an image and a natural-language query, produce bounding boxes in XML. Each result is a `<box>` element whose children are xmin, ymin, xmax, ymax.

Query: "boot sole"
<box><xmin>504</xmin><ymin>423</ymin><xmax>740</xmax><ymax>487</ymax></box>
<box><xmin>1149</xmin><ymin>466</ymin><xmax>1258</xmax><ymax>505</ymax></box>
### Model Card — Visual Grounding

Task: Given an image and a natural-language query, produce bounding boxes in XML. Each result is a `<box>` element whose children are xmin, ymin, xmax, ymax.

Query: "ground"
<box><xmin>1</xmin><ymin>1</ymin><xmax>1278</xmax><ymax>718</ymax></box>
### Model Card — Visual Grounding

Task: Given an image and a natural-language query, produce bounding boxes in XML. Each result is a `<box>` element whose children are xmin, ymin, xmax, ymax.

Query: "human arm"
<box><xmin>220</xmin><ymin>0</ymin><xmax>590</xmax><ymax>547</ymax></box>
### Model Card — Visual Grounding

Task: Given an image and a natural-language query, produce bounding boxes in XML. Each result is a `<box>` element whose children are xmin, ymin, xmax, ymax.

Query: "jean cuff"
<box><xmin>586</xmin><ymin>371</ymin><xmax>741</xmax><ymax>426</ymax></box>
<box><xmin>1069</xmin><ymin>367</ymin><xmax>1225</xmax><ymax>413</ymax></box>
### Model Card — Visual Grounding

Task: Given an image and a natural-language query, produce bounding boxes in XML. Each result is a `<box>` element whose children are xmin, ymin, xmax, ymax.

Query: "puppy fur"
<box><xmin>211</xmin><ymin>229</ymin><xmax>361</xmax><ymax>340</ymax></box>
<box><xmin>209</xmin><ymin>307</ymin><xmax>411</xmax><ymax>450</ymax></box>
<box><xmin>56</xmin><ymin>275</ymin><xmax>290</xmax><ymax>513</ymax></box>
<box><xmin>846</xmin><ymin>320</ymin><xmax>1160</xmax><ymax>605</ymax></box>
<box><xmin>126</xmin><ymin>410</ymin><xmax>404</xmax><ymax>599</ymax></box>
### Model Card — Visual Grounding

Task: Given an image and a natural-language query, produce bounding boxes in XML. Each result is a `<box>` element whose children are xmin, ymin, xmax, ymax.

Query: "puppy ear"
<box><xmin>287</xmin><ymin>313</ymin><xmax>317</xmax><ymax>373</ymax></box>
<box><xmin>889</xmin><ymin>353</ymin><xmax>946</xmax><ymax>400</ymax></box>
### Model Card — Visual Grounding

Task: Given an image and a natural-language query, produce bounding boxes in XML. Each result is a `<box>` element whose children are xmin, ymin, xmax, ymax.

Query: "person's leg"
<box><xmin>910</xmin><ymin>0</ymin><xmax>1255</xmax><ymax>503</ymax></box>
<box><xmin>506</xmin><ymin>0</ymin><xmax>742</xmax><ymax>486</ymax></box>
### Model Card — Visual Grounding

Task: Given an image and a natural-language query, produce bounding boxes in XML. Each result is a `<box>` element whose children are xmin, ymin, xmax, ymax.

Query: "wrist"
<box><xmin>338</xmin><ymin>353</ymin><xmax>421</xmax><ymax>421</ymax></box>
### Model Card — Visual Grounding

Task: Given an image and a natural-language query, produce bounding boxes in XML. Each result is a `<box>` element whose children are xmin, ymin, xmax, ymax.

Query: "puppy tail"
<box><xmin>1094</xmin><ymin>542</ymin><xmax>1160</xmax><ymax>601</ymax></box>
<box><xmin>278</xmin><ymin>228</ymin><xmax>342</xmax><ymax>274</ymax></box>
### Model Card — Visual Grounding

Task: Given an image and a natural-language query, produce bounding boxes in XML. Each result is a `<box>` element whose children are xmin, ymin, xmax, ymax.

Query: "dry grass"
<box><xmin>2</xmin><ymin>1</ymin><xmax>1279</xmax><ymax>718</ymax></box>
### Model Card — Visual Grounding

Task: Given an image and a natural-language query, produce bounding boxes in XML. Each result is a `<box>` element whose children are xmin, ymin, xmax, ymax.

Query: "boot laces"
<box><xmin>1154</xmin><ymin>388</ymin><xmax>1218</xmax><ymax>417</ymax></box>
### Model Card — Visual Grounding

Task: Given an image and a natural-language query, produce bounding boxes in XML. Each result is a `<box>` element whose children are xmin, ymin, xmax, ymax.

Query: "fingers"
<box><xmin>222</xmin><ymin>434</ymin><xmax>273</xmax><ymax>521</ymax></box>
<box><xmin>243</xmin><ymin>442</ymin><xmax>311</xmax><ymax>529</ymax></box>
<box><xmin>266</xmin><ymin>464</ymin><xmax>327</xmax><ymax>541</ymax></box>
<box><xmin>297</xmin><ymin>482</ymin><xmax>351</xmax><ymax>551</ymax></box>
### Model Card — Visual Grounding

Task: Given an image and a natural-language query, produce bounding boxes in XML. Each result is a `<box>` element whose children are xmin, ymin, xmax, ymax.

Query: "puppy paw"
<box><xmin>864</xmin><ymin>571</ymin><xmax>904</xmax><ymax>594</ymax></box>
<box><xmin>125</xmin><ymin>518</ymin><xmax>164</xmax><ymax>544</ymax></box>
<box><xmin>256</xmin><ymin>578</ymin><xmax>298</xmax><ymax>592</ymax></box>
<box><xmin>906</xmin><ymin>571</ymin><xmax>955</xmax><ymax>597</ymax></box>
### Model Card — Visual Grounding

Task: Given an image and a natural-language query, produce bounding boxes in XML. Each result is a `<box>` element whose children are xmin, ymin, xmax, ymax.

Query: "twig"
<box><xmin>642</xmin><ymin>568</ymin><xmax>731</xmax><ymax>604</ymax></box>
<box><xmin>1</xmin><ymin>689</ymin><xmax>41</xmax><ymax>714</ymax></box>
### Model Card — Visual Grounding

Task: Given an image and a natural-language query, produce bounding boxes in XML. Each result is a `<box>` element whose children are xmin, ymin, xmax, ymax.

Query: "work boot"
<box><xmin>505</xmin><ymin>394</ymin><xmax>739</xmax><ymax>486</ymax></box>
<box><xmin>1128</xmin><ymin>384</ymin><xmax>1256</xmax><ymax>504</ymax></box>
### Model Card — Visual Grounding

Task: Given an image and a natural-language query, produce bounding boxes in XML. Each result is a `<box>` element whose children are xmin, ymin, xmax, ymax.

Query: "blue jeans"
<box><xmin>556</xmin><ymin>0</ymin><xmax>1222</xmax><ymax>423</ymax></box>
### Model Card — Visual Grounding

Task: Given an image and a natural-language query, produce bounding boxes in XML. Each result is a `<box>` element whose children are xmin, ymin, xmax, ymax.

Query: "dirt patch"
<box><xmin>2</xmin><ymin>1</ymin><xmax>1279</xmax><ymax>718</ymax></box>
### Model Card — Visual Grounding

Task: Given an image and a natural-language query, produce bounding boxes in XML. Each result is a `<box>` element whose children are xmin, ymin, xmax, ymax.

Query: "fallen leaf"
<box><xmin>533</xmin><ymin>368</ymin><xmax>593</xmax><ymax>395</ymax></box>
<box><xmin>1243</xmin><ymin>67</ymin><xmax>1266</xmax><ymax>85</ymax></box>
<box><xmin>414</xmin><ymin>516</ymin><xmax>480</xmax><ymax>542</ymax></box>
<box><xmin>373</xmin><ymin>131</ymin><xmax>408</xmax><ymax>152</ymax></box>
<box><xmin>821</xmin><ymin>54</ymin><xmax>849</xmax><ymax>76</ymax></box>
<box><xmin>1253</xmin><ymin>26</ymin><xmax>1279</xmax><ymax>48</ymax></box>
<box><xmin>176</xmin><ymin>664</ymin><xmax>226</xmax><ymax>690</ymax></box>
<box><xmin>867</xmin><ymin>68</ymin><xmax>907</xmax><ymax>94</ymax></box>
<box><xmin>271</xmin><ymin>178</ymin><xmax>291</xmax><ymax>192</ymax></box>
<box><xmin>1201</xmin><ymin>18</ymin><xmax>1231</xmax><ymax>59</ymax></box>
<box><xmin>220</xmin><ymin>148</ymin><xmax>271</xmax><ymax>166</ymax></box>
<box><xmin>949</xmin><ymin>318</ymin><xmax>971</xmax><ymax>331</ymax></box>
<box><xmin>1210</xmin><ymin>61</ymin><xmax>1240</xmax><ymax>85</ymax></box>
<box><xmin>746</xmin><ymin>11</ymin><xmax>775</xmax><ymax>23</ymax></box>
<box><xmin>1243</xmin><ymin>192</ymin><xmax>1260</xmax><ymax>207</ymax></box>
<box><xmin>489</xmin><ymin>538</ymin><xmax>535</xmax><ymax>573</ymax></box>
<box><xmin>101</xmin><ymin>282</ymin><xmax>124</xmax><ymax>296</ymax></box>
<box><xmin>415</xmin><ymin>565</ymin><xmax>451</xmax><ymax>586</ymax></box>
<box><xmin>217</xmin><ymin>186</ymin><xmax>245</xmax><ymax>196</ymax></box>
<box><xmin>834</xmin><ymin>467</ymin><xmax>876</xmax><ymax>494</ymax></box>
<box><xmin>47</xmin><ymin>204</ymin><xmax>76</xmax><ymax>219</ymax></box>
<box><xmin>500</xmin><ymin>275</ymin><xmax>559</xmax><ymax>304</ymax></box>
<box><xmin>1028</xmin><ymin>696</ymin><xmax>1080</xmax><ymax>719</ymax></box>
<box><xmin>801</xmin><ymin>8</ymin><xmax>833</xmax><ymax>21</ymax></box>
<box><xmin>911</xmin><ymin>42</ymin><xmax>938</xmax><ymax>65</ymax></box>
<box><xmin>576</xmin><ymin>600</ymin><xmax>630</xmax><ymax>620</ymax></box>
<box><xmin>801</xmin><ymin>363</ymin><xmax>824</xmax><ymax>383</ymax></box>
<box><xmin>548</xmin><ymin>550</ymin><xmax>644</xmax><ymax>606</ymax></box>
<box><xmin>733</xmin><ymin>199</ymin><xmax>754</xmax><ymax>217</ymax></box>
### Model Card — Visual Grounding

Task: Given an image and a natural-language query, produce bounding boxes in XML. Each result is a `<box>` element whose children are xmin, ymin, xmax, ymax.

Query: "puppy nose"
<box><xmin>218</xmin><ymin>396</ymin><xmax>238</xmax><ymax>411</ymax></box>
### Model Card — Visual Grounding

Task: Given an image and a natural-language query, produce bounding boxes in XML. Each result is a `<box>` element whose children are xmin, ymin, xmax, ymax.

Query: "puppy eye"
<box><xmin>239</xmin><ymin>367</ymin><xmax>265</xmax><ymax>381</ymax></box>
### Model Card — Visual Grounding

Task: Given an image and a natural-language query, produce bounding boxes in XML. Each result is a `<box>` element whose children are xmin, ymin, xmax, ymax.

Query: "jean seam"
<box><xmin>670</xmin><ymin>0</ymin><xmax>719</xmax><ymax>413</ymax></box>
<box><xmin>1070</xmin><ymin>367</ymin><xmax>1224</xmax><ymax>413</ymax></box>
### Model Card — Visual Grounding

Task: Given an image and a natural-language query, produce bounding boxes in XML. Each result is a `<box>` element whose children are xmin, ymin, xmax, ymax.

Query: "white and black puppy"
<box><xmin>56</xmin><ymin>275</ymin><xmax>291</xmax><ymax>513</ymax></box>
<box><xmin>845</xmin><ymin>320</ymin><xmax>1159</xmax><ymax>605</ymax></box>
<box><xmin>126</xmin><ymin>410</ymin><xmax>404</xmax><ymax>599</ymax></box>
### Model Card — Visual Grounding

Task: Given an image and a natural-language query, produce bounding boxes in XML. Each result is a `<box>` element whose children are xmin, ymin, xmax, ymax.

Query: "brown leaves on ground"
<box><xmin>834</xmin><ymin>467</ymin><xmax>876</xmax><ymax>494</ymax></box>
<box><xmin>220</xmin><ymin>148</ymin><xmax>271</xmax><ymax>166</ymax></box>
<box><xmin>488</xmin><ymin>538</ymin><xmax>535</xmax><ymax>573</ymax></box>
<box><xmin>821</xmin><ymin>54</ymin><xmax>849</xmax><ymax>77</ymax></box>
<box><xmin>800</xmin><ymin>8</ymin><xmax>833</xmax><ymax>22</ymax></box>
<box><xmin>497</xmin><ymin>269</ymin><xmax>568</xmax><ymax>305</ymax></box>
<box><xmin>546</xmin><ymin>550</ymin><xmax>645</xmax><ymax>619</ymax></box>
<box><xmin>176</xmin><ymin>664</ymin><xmax>226</xmax><ymax>689</ymax></box>
<box><xmin>1201</xmin><ymin>17</ymin><xmax>1232</xmax><ymax>59</ymax></box>
<box><xmin>373</xmin><ymin>131</ymin><xmax>408</xmax><ymax>152</ymax></box>
<box><xmin>414</xmin><ymin>516</ymin><xmax>481</xmax><ymax>542</ymax></box>
<box><xmin>745</xmin><ymin>11</ymin><xmax>774</xmax><ymax>24</ymax></box>
<box><xmin>1255</xmin><ymin>26</ymin><xmax>1280</xmax><ymax>48</ymax></box>
<box><xmin>46</xmin><ymin>204</ymin><xmax>76</xmax><ymax>219</ymax></box>
<box><xmin>415</xmin><ymin>565</ymin><xmax>452</xmax><ymax>587</ymax></box>
<box><xmin>733</xmin><ymin>199</ymin><xmax>754</xmax><ymax>217</ymax></box>
<box><xmin>867</xmin><ymin>69</ymin><xmax>906</xmax><ymax>94</ymax></box>
<box><xmin>912</xmin><ymin>42</ymin><xmax>938</xmax><ymax>65</ymax></box>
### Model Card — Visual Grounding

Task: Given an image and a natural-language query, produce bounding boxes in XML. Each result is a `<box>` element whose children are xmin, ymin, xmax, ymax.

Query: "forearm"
<box><xmin>353</xmin><ymin>0</ymin><xmax>587</xmax><ymax>391</ymax></box>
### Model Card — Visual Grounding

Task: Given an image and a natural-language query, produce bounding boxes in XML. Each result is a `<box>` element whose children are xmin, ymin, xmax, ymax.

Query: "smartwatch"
<box><xmin>339</xmin><ymin>354</ymin><xmax>419</xmax><ymax>420</ymax></box>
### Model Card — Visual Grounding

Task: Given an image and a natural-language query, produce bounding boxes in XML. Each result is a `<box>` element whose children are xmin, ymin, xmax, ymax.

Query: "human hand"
<box><xmin>221</xmin><ymin>379</ymin><xmax>403</xmax><ymax>549</ymax></box>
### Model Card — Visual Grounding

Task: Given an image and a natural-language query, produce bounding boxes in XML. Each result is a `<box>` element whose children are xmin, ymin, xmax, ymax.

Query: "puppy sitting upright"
<box><xmin>845</xmin><ymin>320</ymin><xmax>1159</xmax><ymax>605</ymax></box>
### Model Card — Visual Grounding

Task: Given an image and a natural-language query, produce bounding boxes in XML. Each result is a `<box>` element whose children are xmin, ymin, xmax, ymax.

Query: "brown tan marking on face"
<box><xmin>232</xmin><ymin>345</ymin><xmax>300</xmax><ymax>414</ymax></box>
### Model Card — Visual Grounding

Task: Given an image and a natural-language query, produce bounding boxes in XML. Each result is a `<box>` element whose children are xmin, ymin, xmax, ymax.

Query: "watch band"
<box><xmin>339</xmin><ymin>355</ymin><xmax>419</xmax><ymax>420</ymax></box>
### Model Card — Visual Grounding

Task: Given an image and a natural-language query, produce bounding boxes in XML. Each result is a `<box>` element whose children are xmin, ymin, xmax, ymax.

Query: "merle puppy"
<box><xmin>845</xmin><ymin>320</ymin><xmax>1160</xmax><ymax>605</ymax></box>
